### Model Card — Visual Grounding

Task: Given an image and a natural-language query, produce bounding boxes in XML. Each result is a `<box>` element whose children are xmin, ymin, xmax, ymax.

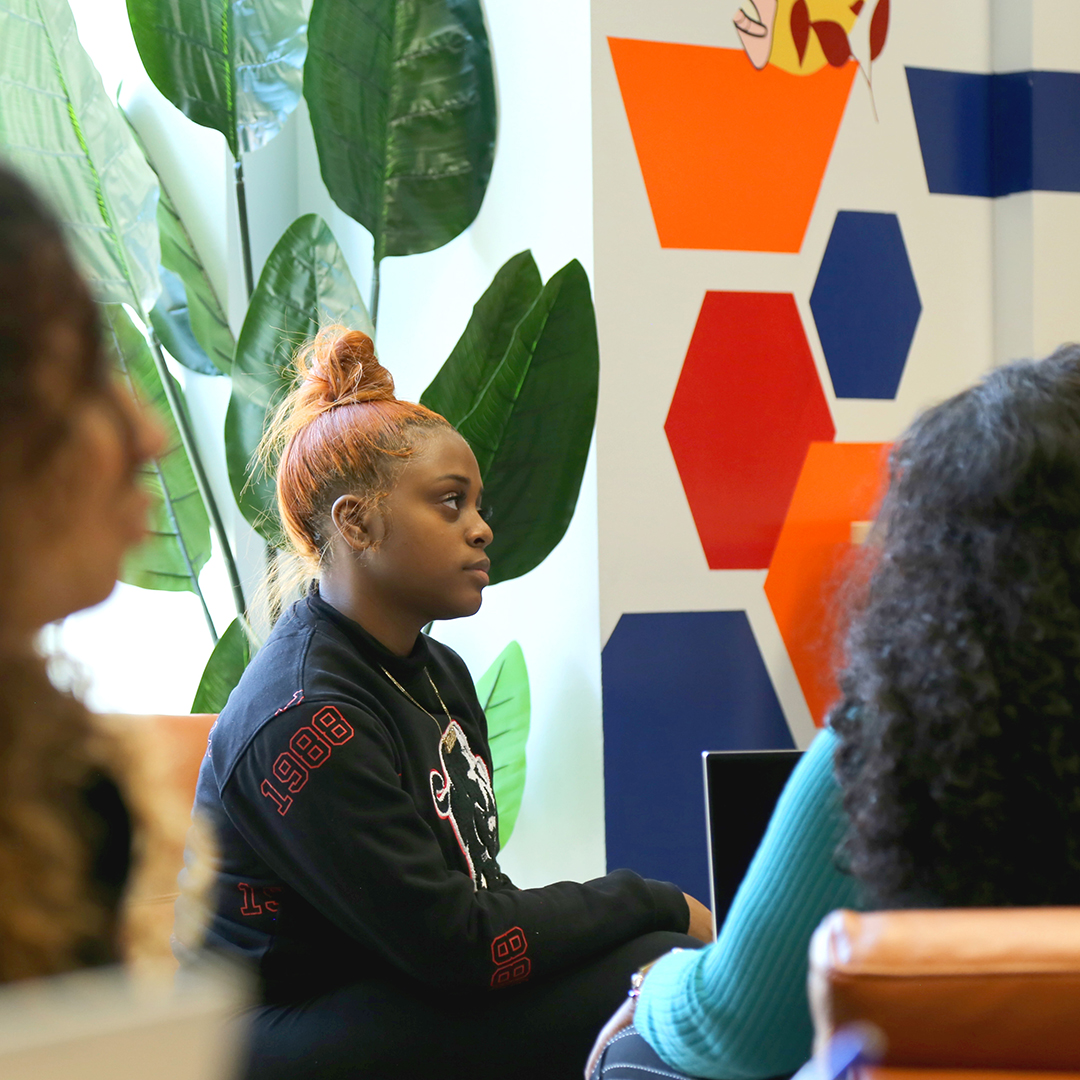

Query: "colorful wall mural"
<box><xmin>593</xmin><ymin>0</ymin><xmax>1080</xmax><ymax>896</ymax></box>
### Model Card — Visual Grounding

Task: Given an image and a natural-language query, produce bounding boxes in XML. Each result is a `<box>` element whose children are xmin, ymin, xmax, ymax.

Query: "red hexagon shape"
<box><xmin>764</xmin><ymin>441</ymin><xmax>890</xmax><ymax>724</ymax></box>
<box><xmin>665</xmin><ymin>292</ymin><xmax>835</xmax><ymax>569</ymax></box>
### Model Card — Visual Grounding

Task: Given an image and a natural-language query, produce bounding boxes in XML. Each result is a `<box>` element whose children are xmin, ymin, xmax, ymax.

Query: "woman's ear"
<box><xmin>330</xmin><ymin>494</ymin><xmax>381</xmax><ymax>552</ymax></box>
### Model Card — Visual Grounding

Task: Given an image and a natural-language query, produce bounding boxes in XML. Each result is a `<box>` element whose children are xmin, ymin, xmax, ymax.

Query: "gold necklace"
<box><xmin>379</xmin><ymin>665</ymin><xmax>458</xmax><ymax>752</ymax></box>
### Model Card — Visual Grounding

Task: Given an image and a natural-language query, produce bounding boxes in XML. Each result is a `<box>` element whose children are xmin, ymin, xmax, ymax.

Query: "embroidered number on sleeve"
<box><xmin>238</xmin><ymin>882</ymin><xmax>284</xmax><ymax>917</ymax></box>
<box><xmin>312</xmin><ymin>706</ymin><xmax>355</xmax><ymax>744</ymax></box>
<box><xmin>260</xmin><ymin>706</ymin><xmax>356</xmax><ymax>816</ymax></box>
<box><xmin>490</xmin><ymin>926</ymin><xmax>531</xmax><ymax>988</ymax></box>
<box><xmin>273</xmin><ymin>751</ymin><xmax>309</xmax><ymax>792</ymax></box>
<box><xmin>290</xmin><ymin>727</ymin><xmax>331</xmax><ymax>768</ymax></box>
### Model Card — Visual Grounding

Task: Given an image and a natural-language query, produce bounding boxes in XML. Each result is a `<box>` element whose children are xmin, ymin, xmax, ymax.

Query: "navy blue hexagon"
<box><xmin>602</xmin><ymin>610</ymin><xmax>794</xmax><ymax>902</ymax></box>
<box><xmin>811</xmin><ymin>211</ymin><xmax>922</xmax><ymax>400</ymax></box>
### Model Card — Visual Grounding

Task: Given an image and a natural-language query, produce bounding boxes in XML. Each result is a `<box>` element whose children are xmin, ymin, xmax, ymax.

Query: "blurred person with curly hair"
<box><xmin>833</xmin><ymin>345</ymin><xmax>1080</xmax><ymax>908</ymax></box>
<box><xmin>0</xmin><ymin>160</ymin><xmax>162</xmax><ymax>980</ymax></box>
<box><xmin>588</xmin><ymin>347</ymin><xmax>1080</xmax><ymax>1080</ymax></box>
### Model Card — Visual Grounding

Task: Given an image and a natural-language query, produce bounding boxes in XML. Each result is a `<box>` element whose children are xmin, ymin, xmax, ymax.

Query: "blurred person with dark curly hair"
<box><xmin>0</xmin><ymin>161</ymin><xmax>162</xmax><ymax>980</ymax></box>
<box><xmin>833</xmin><ymin>345</ymin><xmax>1080</xmax><ymax>908</ymax></box>
<box><xmin>588</xmin><ymin>347</ymin><xmax>1080</xmax><ymax>1080</ymax></box>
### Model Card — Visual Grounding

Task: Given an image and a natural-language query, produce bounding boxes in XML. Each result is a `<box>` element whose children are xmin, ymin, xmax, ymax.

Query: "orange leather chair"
<box><xmin>100</xmin><ymin>713</ymin><xmax>217</xmax><ymax>970</ymax></box>
<box><xmin>809</xmin><ymin>908</ymin><xmax>1080</xmax><ymax>1080</ymax></box>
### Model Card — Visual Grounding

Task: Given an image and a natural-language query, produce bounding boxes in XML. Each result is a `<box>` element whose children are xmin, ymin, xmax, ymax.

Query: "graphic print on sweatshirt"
<box><xmin>430</xmin><ymin>720</ymin><xmax>500</xmax><ymax>888</ymax></box>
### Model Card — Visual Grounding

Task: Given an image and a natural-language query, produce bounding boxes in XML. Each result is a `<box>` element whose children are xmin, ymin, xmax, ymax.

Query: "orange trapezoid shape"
<box><xmin>608</xmin><ymin>40</ymin><xmax>856</xmax><ymax>252</ymax></box>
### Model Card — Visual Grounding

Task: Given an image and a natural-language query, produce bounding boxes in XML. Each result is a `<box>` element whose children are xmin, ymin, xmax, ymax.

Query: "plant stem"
<box><xmin>151</xmin><ymin>454</ymin><xmax>219</xmax><ymax>642</ymax></box>
<box><xmin>234</xmin><ymin>157</ymin><xmax>255</xmax><ymax>300</ymax></box>
<box><xmin>369</xmin><ymin>258</ymin><xmax>381</xmax><ymax>332</ymax></box>
<box><xmin>148</xmin><ymin>331</ymin><xmax>249</xmax><ymax>622</ymax></box>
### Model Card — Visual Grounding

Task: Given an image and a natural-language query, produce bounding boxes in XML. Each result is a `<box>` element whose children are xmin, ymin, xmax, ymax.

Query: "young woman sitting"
<box><xmin>176</xmin><ymin>327</ymin><xmax>712</xmax><ymax>1079</ymax></box>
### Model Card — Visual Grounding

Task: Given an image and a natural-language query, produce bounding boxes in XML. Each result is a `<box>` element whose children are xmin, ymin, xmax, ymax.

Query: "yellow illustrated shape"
<box><xmin>734</xmin><ymin>0</ymin><xmax>860</xmax><ymax>75</ymax></box>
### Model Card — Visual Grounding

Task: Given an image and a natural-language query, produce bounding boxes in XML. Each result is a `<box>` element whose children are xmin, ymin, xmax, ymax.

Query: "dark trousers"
<box><xmin>242</xmin><ymin>931</ymin><xmax>699</xmax><ymax>1080</ymax></box>
<box><xmin>590</xmin><ymin>1031</ymin><xmax>799</xmax><ymax>1080</ymax></box>
<box><xmin>589</xmin><ymin>1027</ymin><xmax>696</xmax><ymax>1079</ymax></box>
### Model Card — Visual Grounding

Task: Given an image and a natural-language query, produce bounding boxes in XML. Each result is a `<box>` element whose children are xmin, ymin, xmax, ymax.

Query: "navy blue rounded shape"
<box><xmin>811</xmin><ymin>211</ymin><xmax>921</xmax><ymax>401</ymax></box>
<box><xmin>602</xmin><ymin>610</ymin><xmax>793</xmax><ymax>903</ymax></box>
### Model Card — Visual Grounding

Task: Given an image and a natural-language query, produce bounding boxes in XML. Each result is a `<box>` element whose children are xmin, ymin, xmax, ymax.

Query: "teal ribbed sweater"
<box><xmin>634</xmin><ymin>728</ymin><xmax>862</xmax><ymax>1079</ymax></box>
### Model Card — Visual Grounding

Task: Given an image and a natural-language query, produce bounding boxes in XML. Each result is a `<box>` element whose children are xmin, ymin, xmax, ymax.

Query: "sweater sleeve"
<box><xmin>219</xmin><ymin>699</ymin><xmax>688</xmax><ymax>991</ymax></box>
<box><xmin>634</xmin><ymin>727</ymin><xmax>862</xmax><ymax>1080</ymax></box>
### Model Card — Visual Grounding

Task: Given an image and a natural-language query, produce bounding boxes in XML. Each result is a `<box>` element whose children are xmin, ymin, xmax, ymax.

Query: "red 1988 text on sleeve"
<box><xmin>490</xmin><ymin>926</ymin><xmax>531</xmax><ymax>988</ymax></box>
<box><xmin>260</xmin><ymin>706</ymin><xmax>355</xmax><ymax>816</ymax></box>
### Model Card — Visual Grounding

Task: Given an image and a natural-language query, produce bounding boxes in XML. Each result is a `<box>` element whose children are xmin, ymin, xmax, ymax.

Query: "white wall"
<box><xmin>57</xmin><ymin>0</ymin><xmax>605</xmax><ymax>886</ymax></box>
<box><xmin>591</xmin><ymin>0</ymin><xmax>1080</xmax><ymax>750</ymax></box>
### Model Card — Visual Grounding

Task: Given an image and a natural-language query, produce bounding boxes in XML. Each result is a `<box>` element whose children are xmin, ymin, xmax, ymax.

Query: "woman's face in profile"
<box><xmin>10</xmin><ymin>319</ymin><xmax>164</xmax><ymax>635</ymax></box>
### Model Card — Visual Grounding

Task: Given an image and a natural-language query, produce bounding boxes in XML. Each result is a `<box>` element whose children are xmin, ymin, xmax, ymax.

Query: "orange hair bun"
<box><xmin>258</xmin><ymin>323</ymin><xmax>451</xmax><ymax>569</ymax></box>
<box><xmin>299</xmin><ymin>326</ymin><xmax>395</xmax><ymax>410</ymax></box>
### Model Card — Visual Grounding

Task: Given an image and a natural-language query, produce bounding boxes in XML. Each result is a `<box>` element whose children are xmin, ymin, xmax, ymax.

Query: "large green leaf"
<box><xmin>422</xmin><ymin>258</ymin><xmax>599</xmax><ymax>584</ymax></box>
<box><xmin>304</xmin><ymin>0</ymin><xmax>497</xmax><ymax>261</ymax></box>
<box><xmin>0</xmin><ymin>0</ymin><xmax>160</xmax><ymax>310</ymax></box>
<box><xmin>192</xmin><ymin>617</ymin><xmax>253</xmax><ymax>713</ymax></box>
<box><xmin>150</xmin><ymin>268</ymin><xmax>225</xmax><ymax>377</ymax></box>
<box><xmin>103</xmin><ymin>305</ymin><xmax>212</xmax><ymax>594</ymax></box>
<box><xmin>422</xmin><ymin>251</ymin><xmax>542</xmax><ymax>422</ymax></box>
<box><xmin>127</xmin><ymin>0</ymin><xmax>308</xmax><ymax>158</ymax></box>
<box><xmin>149</xmin><ymin>166</ymin><xmax>234</xmax><ymax>376</ymax></box>
<box><xmin>226</xmin><ymin>213</ymin><xmax>372</xmax><ymax>540</ymax></box>
<box><xmin>476</xmin><ymin>642</ymin><xmax>530</xmax><ymax>847</ymax></box>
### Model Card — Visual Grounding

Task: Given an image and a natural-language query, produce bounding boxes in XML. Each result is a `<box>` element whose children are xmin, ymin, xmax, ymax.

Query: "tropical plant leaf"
<box><xmin>226</xmin><ymin>213</ymin><xmax>372</xmax><ymax>540</ymax></box>
<box><xmin>127</xmin><ymin>0</ymin><xmax>308</xmax><ymax>158</ymax></box>
<box><xmin>811</xmin><ymin>20</ymin><xmax>852</xmax><ymax>67</ymax></box>
<box><xmin>149</xmin><ymin>168</ymin><xmax>234</xmax><ymax>375</ymax></box>
<box><xmin>125</xmin><ymin>114</ymin><xmax>233</xmax><ymax>375</ymax></box>
<box><xmin>869</xmin><ymin>0</ymin><xmax>890</xmax><ymax>61</ymax></box>
<box><xmin>422</xmin><ymin>251</ymin><xmax>542</xmax><ymax>424</ymax></box>
<box><xmin>192</xmin><ymin>617</ymin><xmax>253</xmax><ymax>713</ymax></box>
<box><xmin>150</xmin><ymin>268</ymin><xmax>222</xmax><ymax>377</ymax></box>
<box><xmin>102</xmin><ymin>305</ymin><xmax>212</xmax><ymax>595</ymax></box>
<box><xmin>422</xmin><ymin>258</ymin><xmax>599</xmax><ymax>585</ymax></box>
<box><xmin>304</xmin><ymin>0</ymin><xmax>497</xmax><ymax>261</ymax></box>
<box><xmin>0</xmin><ymin>0</ymin><xmax>160</xmax><ymax>310</ymax></box>
<box><xmin>476</xmin><ymin>641</ymin><xmax>530</xmax><ymax>847</ymax></box>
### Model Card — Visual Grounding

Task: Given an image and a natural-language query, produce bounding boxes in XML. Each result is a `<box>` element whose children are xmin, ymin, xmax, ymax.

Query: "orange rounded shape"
<box><xmin>608</xmin><ymin>39</ymin><xmax>856</xmax><ymax>252</ymax></box>
<box><xmin>764</xmin><ymin>442</ymin><xmax>889</xmax><ymax>724</ymax></box>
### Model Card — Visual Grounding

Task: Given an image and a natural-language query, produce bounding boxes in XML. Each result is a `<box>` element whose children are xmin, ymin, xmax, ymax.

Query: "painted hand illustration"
<box><xmin>733</xmin><ymin>0</ymin><xmax>889</xmax><ymax>117</ymax></box>
<box><xmin>734</xmin><ymin>0</ymin><xmax>779</xmax><ymax>70</ymax></box>
<box><xmin>734</xmin><ymin>0</ymin><xmax>888</xmax><ymax>77</ymax></box>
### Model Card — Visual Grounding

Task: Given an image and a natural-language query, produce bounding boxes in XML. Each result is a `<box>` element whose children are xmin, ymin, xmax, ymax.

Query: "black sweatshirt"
<box><xmin>176</xmin><ymin>589</ymin><xmax>688</xmax><ymax>1002</ymax></box>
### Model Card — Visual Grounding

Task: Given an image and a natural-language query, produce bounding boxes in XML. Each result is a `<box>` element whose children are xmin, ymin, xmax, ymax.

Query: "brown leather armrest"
<box><xmin>96</xmin><ymin>713</ymin><xmax>217</xmax><ymax>969</ymax></box>
<box><xmin>810</xmin><ymin>908</ymin><xmax>1080</xmax><ymax>1071</ymax></box>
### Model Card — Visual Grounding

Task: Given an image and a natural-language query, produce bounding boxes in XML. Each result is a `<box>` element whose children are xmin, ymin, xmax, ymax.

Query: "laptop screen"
<box><xmin>702</xmin><ymin>749</ymin><xmax>804</xmax><ymax>927</ymax></box>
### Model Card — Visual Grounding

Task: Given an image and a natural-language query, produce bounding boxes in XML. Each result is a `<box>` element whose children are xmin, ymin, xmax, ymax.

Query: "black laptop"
<box><xmin>702</xmin><ymin>749</ymin><xmax>804</xmax><ymax>927</ymax></box>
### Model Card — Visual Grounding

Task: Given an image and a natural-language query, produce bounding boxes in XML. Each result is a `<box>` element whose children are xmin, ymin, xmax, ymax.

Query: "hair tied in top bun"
<box><xmin>303</xmin><ymin>326</ymin><xmax>396</xmax><ymax>412</ymax></box>
<box><xmin>259</xmin><ymin>323</ymin><xmax>452</xmax><ymax>576</ymax></box>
